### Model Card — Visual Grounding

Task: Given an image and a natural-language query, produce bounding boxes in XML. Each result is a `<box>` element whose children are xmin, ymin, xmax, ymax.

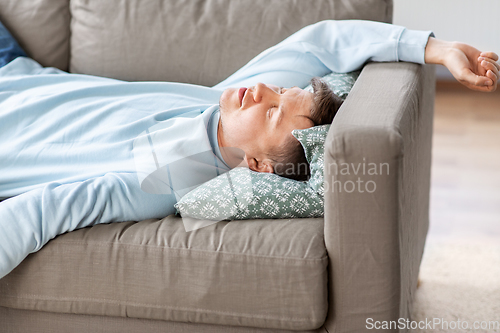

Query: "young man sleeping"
<box><xmin>0</xmin><ymin>19</ymin><xmax>498</xmax><ymax>279</ymax></box>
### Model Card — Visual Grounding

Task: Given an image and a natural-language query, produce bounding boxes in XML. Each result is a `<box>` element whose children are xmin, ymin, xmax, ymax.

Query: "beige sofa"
<box><xmin>0</xmin><ymin>0</ymin><xmax>435</xmax><ymax>332</ymax></box>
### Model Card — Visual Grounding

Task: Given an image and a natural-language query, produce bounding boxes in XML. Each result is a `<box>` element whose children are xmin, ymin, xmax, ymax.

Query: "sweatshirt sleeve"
<box><xmin>213</xmin><ymin>19</ymin><xmax>434</xmax><ymax>90</ymax></box>
<box><xmin>0</xmin><ymin>173</ymin><xmax>176</xmax><ymax>279</ymax></box>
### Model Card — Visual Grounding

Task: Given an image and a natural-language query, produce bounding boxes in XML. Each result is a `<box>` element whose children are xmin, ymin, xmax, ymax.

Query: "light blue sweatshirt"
<box><xmin>0</xmin><ymin>20</ymin><xmax>433</xmax><ymax>278</ymax></box>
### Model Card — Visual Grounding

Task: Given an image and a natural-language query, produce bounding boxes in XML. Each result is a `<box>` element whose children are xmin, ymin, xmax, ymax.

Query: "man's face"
<box><xmin>217</xmin><ymin>82</ymin><xmax>314</xmax><ymax>172</ymax></box>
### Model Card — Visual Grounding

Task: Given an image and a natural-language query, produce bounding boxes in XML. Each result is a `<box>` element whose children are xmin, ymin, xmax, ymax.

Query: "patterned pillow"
<box><xmin>174</xmin><ymin>167</ymin><xmax>324</xmax><ymax>221</ymax></box>
<box><xmin>174</xmin><ymin>71</ymin><xmax>359</xmax><ymax>221</ymax></box>
<box><xmin>292</xmin><ymin>124</ymin><xmax>330</xmax><ymax>197</ymax></box>
<box><xmin>303</xmin><ymin>70</ymin><xmax>360</xmax><ymax>99</ymax></box>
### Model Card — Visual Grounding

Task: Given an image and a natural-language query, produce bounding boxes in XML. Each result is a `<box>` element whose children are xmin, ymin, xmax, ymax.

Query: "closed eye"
<box><xmin>268</xmin><ymin>87</ymin><xmax>284</xmax><ymax>118</ymax></box>
<box><xmin>267</xmin><ymin>106</ymin><xmax>277</xmax><ymax>118</ymax></box>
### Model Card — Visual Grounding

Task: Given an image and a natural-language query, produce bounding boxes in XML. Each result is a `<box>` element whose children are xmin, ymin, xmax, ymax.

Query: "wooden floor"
<box><xmin>428</xmin><ymin>82</ymin><xmax>500</xmax><ymax>245</ymax></box>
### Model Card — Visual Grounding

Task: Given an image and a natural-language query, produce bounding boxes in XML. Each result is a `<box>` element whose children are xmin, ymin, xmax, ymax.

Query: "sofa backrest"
<box><xmin>0</xmin><ymin>0</ymin><xmax>392</xmax><ymax>86</ymax></box>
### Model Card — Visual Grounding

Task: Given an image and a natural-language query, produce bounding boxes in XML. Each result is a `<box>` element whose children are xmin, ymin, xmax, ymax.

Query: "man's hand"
<box><xmin>424</xmin><ymin>37</ymin><xmax>499</xmax><ymax>92</ymax></box>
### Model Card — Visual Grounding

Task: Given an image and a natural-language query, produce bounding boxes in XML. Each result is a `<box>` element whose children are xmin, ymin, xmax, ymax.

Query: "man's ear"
<box><xmin>244</xmin><ymin>155</ymin><xmax>274</xmax><ymax>173</ymax></box>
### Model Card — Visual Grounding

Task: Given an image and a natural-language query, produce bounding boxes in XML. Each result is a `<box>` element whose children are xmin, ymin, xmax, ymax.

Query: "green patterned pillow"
<box><xmin>303</xmin><ymin>70</ymin><xmax>360</xmax><ymax>99</ymax></box>
<box><xmin>292</xmin><ymin>124</ymin><xmax>330</xmax><ymax>197</ymax></box>
<box><xmin>174</xmin><ymin>71</ymin><xmax>359</xmax><ymax>221</ymax></box>
<box><xmin>174</xmin><ymin>167</ymin><xmax>324</xmax><ymax>220</ymax></box>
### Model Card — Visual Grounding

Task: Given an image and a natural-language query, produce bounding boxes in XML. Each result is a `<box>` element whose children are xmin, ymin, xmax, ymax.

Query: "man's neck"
<box><xmin>216</xmin><ymin>118</ymin><xmax>247</xmax><ymax>168</ymax></box>
<box><xmin>217</xmin><ymin>117</ymin><xmax>225</xmax><ymax>149</ymax></box>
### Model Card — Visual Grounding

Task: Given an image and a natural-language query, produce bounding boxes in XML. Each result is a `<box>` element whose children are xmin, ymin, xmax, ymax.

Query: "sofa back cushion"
<box><xmin>0</xmin><ymin>0</ymin><xmax>392</xmax><ymax>84</ymax></box>
<box><xmin>0</xmin><ymin>0</ymin><xmax>70</xmax><ymax>71</ymax></box>
<box><xmin>71</xmin><ymin>0</ymin><xmax>392</xmax><ymax>85</ymax></box>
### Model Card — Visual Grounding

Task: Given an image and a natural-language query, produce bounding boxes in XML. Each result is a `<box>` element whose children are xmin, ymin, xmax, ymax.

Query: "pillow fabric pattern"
<box><xmin>174</xmin><ymin>71</ymin><xmax>359</xmax><ymax>220</ymax></box>
<box><xmin>291</xmin><ymin>124</ymin><xmax>331</xmax><ymax>197</ymax></box>
<box><xmin>303</xmin><ymin>70</ymin><xmax>360</xmax><ymax>99</ymax></box>
<box><xmin>174</xmin><ymin>167</ymin><xmax>323</xmax><ymax>220</ymax></box>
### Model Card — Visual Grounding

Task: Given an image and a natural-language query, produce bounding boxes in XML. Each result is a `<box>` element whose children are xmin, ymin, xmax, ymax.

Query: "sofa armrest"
<box><xmin>323</xmin><ymin>62</ymin><xmax>435</xmax><ymax>332</ymax></box>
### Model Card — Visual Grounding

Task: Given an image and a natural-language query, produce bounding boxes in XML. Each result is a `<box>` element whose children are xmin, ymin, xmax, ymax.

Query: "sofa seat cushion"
<box><xmin>0</xmin><ymin>216</ymin><xmax>328</xmax><ymax>331</ymax></box>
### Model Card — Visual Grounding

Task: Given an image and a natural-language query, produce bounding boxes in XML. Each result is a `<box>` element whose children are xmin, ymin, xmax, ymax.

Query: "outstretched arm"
<box><xmin>0</xmin><ymin>173</ymin><xmax>176</xmax><ymax>279</ymax></box>
<box><xmin>214</xmin><ymin>19</ymin><xmax>499</xmax><ymax>93</ymax></box>
<box><xmin>213</xmin><ymin>20</ymin><xmax>434</xmax><ymax>90</ymax></box>
<box><xmin>425</xmin><ymin>37</ymin><xmax>499</xmax><ymax>92</ymax></box>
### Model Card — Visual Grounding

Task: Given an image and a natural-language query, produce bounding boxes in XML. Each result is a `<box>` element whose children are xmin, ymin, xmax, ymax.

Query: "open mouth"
<box><xmin>238</xmin><ymin>87</ymin><xmax>247</xmax><ymax>107</ymax></box>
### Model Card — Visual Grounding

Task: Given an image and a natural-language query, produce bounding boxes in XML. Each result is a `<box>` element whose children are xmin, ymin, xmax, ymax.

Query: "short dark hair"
<box><xmin>269</xmin><ymin>77</ymin><xmax>344</xmax><ymax>181</ymax></box>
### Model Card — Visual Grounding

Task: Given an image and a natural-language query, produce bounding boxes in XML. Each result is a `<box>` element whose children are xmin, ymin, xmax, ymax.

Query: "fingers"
<box><xmin>486</xmin><ymin>70</ymin><xmax>498</xmax><ymax>92</ymax></box>
<box><xmin>461</xmin><ymin>79</ymin><xmax>496</xmax><ymax>92</ymax></box>
<box><xmin>487</xmin><ymin>70</ymin><xmax>497</xmax><ymax>83</ymax></box>
<box><xmin>480</xmin><ymin>51</ymin><xmax>499</xmax><ymax>62</ymax></box>
<box><xmin>479</xmin><ymin>56</ymin><xmax>500</xmax><ymax>72</ymax></box>
<box><xmin>461</xmin><ymin>81</ymin><xmax>494</xmax><ymax>92</ymax></box>
<box><xmin>459</xmin><ymin>68</ymin><xmax>491</xmax><ymax>87</ymax></box>
<box><xmin>461</xmin><ymin>70</ymin><xmax>497</xmax><ymax>92</ymax></box>
<box><xmin>479</xmin><ymin>58</ymin><xmax>499</xmax><ymax>84</ymax></box>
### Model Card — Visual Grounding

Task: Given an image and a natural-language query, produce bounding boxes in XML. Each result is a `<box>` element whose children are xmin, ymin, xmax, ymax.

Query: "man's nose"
<box><xmin>253</xmin><ymin>83</ymin><xmax>277</xmax><ymax>103</ymax></box>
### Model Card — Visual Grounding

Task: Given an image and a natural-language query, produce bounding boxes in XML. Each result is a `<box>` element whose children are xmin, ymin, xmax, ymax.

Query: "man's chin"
<box><xmin>219</xmin><ymin>88</ymin><xmax>238</xmax><ymax>114</ymax></box>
